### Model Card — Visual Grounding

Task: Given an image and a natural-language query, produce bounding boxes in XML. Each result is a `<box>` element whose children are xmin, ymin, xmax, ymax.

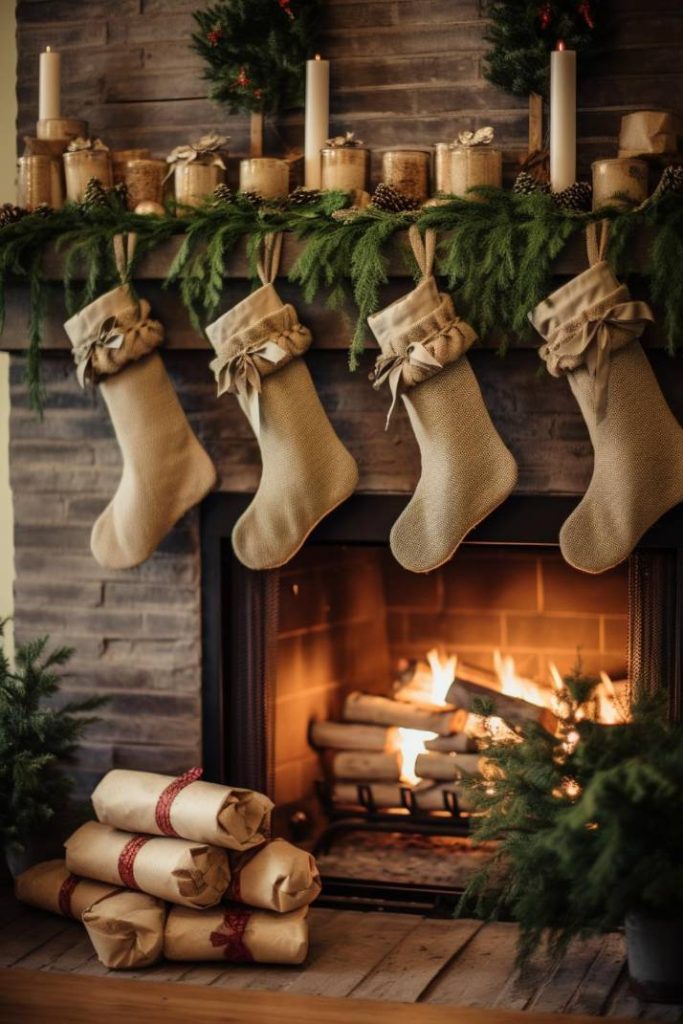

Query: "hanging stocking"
<box><xmin>369</xmin><ymin>226</ymin><xmax>518</xmax><ymax>573</ymax></box>
<box><xmin>205</xmin><ymin>234</ymin><xmax>358</xmax><ymax>569</ymax></box>
<box><xmin>64</xmin><ymin>234</ymin><xmax>216</xmax><ymax>569</ymax></box>
<box><xmin>530</xmin><ymin>221</ymin><xmax>683</xmax><ymax>573</ymax></box>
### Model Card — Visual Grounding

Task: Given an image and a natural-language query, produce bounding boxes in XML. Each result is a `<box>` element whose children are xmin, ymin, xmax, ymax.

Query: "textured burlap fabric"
<box><xmin>15</xmin><ymin>859</ymin><xmax>165</xmax><ymax>969</ymax></box>
<box><xmin>164</xmin><ymin>904</ymin><xmax>309</xmax><ymax>964</ymax></box>
<box><xmin>65</xmin><ymin>821</ymin><xmax>230</xmax><ymax>908</ymax></box>
<box><xmin>226</xmin><ymin>838</ymin><xmax>321</xmax><ymax>913</ymax></box>
<box><xmin>531</xmin><ymin>256</ymin><xmax>683</xmax><ymax>573</ymax></box>
<box><xmin>369</xmin><ymin>232</ymin><xmax>517</xmax><ymax>573</ymax></box>
<box><xmin>64</xmin><ymin>285</ymin><xmax>216</xmax><ymax>570</ymax></box>
<box><xmin>206</xmin><ymin>241</ymin><xmax>358</xmax><ymax>570</ymax></box>
<box><xmin>91</xmin><ymin>769</ymin><xmax>273</xmax><ymax>851</ymax></box>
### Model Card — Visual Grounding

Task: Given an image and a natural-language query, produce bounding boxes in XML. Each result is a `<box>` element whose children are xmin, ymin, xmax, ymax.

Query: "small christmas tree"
<box><xmin>191</xmin><ymin>0</ymin><xmax>321</xmax><ymax>116</ymax></box>
<box><xmin>0</xmin><ymin>621</ymin><xmax>106</xmax><ymax>855</ymax></box>
<box><xmin>484</xmin><ymin>0</ymin><xmax>603</xmax><ymax>98</ymax></box>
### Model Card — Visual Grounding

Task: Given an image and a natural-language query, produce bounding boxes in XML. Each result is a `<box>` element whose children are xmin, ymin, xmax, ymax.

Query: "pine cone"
<box><xmin>0</xmin><ymin>203</ymin><xmax>28</xmax><ymax>227</ymax></box>
<box><xmin>552</xmin><ymin>181</ymin><xmax>592</xmax><ymax>212</ymax></box>
<box><xmin>653</xmin><ymin>165</ymin><xmax>683</xmax><ymax>199</ymax></box>
<box><xmin>212</xmin><ymin>183</ymin><xmax>236</xmax><ymax>204</ymax></box>
<box><xmin>513</xmin><ymin>170</ymin><xmax>550</xmax><ymax>196</ymax></box>
<box><xmin>370</xmin><ymin>182</ymin><xmax>420</xmax><ymax>213</ymax></box>
<box><xmin>238</xmin><ymin>189</ymin><xmax>263</xmax><ymax>205</ymax></box>
<box><xmin>288</xmin><ymin>187</ymin><xmax>321</xmax><ymax>207</ymax></box>
<box><xmin>81</xmin><ymin>177</ymin><xmax>108</xmax><ymax>208</ymax></box>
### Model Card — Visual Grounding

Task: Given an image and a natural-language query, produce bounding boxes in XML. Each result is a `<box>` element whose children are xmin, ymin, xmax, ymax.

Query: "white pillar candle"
<box><xmin>550</xmin><ymin>44</ymin><xmax>576</xmax><ymax>192</ymax></box>
<box><xmin>39</xmin><ymin>46</ymin><xmax>61</xmax><ymax>121</ymax></box>
<box><xmin>304</xmin><ymin>55</ymin><xmax>330</xmax><ymax>189</ymax></box>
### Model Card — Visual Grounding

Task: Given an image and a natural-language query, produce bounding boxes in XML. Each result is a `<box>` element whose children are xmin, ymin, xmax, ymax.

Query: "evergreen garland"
<box><xmin>0</xmin><ymin>621</ymin><xmax>106</xmax><ymax>853</ymax></box>
<box><xmin>484</xmin><ymin>0</ymin><xmax>604</xmax><ymax>98</ymax></box>
<box><xmin>1</xmin><ymin>189</ymin><xmax>682</xmax><ymax>414</ymax></box>
<box><xmin>458</xmin><ymin>670</ymin><xmax>683</xmax><ymax>963</ymax></box>
<box><xmin>191</xmin><ymin>0</ymin><xmax>321</xmax><ymax>115</ymax></box>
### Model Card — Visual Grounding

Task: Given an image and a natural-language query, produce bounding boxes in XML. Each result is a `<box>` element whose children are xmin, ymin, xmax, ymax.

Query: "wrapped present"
<box><xmin>65</xmin><ymin>821</ymin><xmax>230</xmax><ymax>909</ymax></box>
<box><xmin>618</xmin><ymin>111</ymin><xmax>680</xmax><ymax>159</ymax></box>
<box><xmin>15</xmin><ymin>859</ymin><xmax>165</xmax><ymax>969</ymax></box>
<box><xmin>226</xmin><ymin>839</ymin><xmax>321</xmax><ymax>913</ymax></box>
<box><xmin>164</xmin><ymin>904</ymin><xmax>309</xmax><ymax>964</ymax></box>
<box><xmin>91</xmin><ymin>768</ymin><xmax>273</xmax><ymax>850</ymax></box>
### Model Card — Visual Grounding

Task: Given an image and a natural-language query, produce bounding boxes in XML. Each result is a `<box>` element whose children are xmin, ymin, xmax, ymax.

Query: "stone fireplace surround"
<box><xmin>3</xmin><ymin>235</ymin><xmax>683</xmax><ymax>803</ymax></box>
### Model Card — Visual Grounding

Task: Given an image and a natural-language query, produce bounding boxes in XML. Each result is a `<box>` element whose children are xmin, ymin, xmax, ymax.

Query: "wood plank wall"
<box><xmin>15</xmin><ymin>0</ymin><xmax>683</xmax><ymax>181</ymax></box>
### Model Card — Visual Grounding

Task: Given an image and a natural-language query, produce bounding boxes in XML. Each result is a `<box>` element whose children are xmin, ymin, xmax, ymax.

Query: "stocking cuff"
<box><xmin>530</xmin><ymin>261</ymin><xmax>654</xmax><ymax>419</ymax></box>
<box><xmin>64</xmin><ymin>285</ymin><xmax>164</xmax><ymax>388</ymax></box>
<box><xmin>368</xmin><ymin>277</ymin><xmax>476</xmax><ymax>427</ymax></box>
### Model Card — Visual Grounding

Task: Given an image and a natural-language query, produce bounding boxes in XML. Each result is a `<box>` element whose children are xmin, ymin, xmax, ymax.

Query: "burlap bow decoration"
<box><xmin>66</xmin><ymin>136</ymin><xmax>109</xmax><ymax>153</ymax></box>
<box><xmin>72</xmin><ymin>299</ymin><xmax>165</xmax><ymax>387</ymax></box>
<box><xmin>539</xmin><ymin>286</ymin><xmax>654</xmax><ymax>421</ymax></box>
<box><xmin>210</xmin><ymin>305</ymin><xmax>312</xmax><ymax>438</ymax></box>
<box><xmin>371</xmin><ymin>294</ymin><xmax>477</xmax><ymax>428</ymax></box>
<box><xmin>166</xmin><ymin>133</ymin><xmax>228</xmax><ymax>179</ymax></box>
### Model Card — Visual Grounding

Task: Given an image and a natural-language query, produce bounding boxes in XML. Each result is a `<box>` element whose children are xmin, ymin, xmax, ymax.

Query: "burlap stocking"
<box><xmin>369</xmin><ymin>227</ymin><xmax>517</xmax><ymax>573</ymax></box>
<box><xmin>64</xmin><ymin>234</ymin><xmax>216</xmax><ymax>569</ymax></box>
<box><xmin>205</xmin><ymin>234</ymin><xmax>358</xmax><ymax>569</ymax></box>
<box><xmin>530</xmin><ymin>221</ymin><xmax>683</xmax><ymax>573</ymax></box>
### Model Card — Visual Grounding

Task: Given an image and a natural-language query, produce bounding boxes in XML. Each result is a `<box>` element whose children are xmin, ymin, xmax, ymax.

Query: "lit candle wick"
<box><xmin>315</xmin><ymin>53</ymin><xmax>321</xmax><ymax>60</ymax></box>
<box><xmin>557</xmin><ymin>39</ymin><xmax>566</xmax><ymax>51</ymax></box>
<box><xmin>46</xmin><ymin>45</ymin><xmax>51</xmax><ymax>52</ymax></box>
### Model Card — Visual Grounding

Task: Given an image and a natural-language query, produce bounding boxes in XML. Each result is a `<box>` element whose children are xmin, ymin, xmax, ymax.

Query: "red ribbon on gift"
<box><xmin>209</xmin><ymin>908</ymin><xmax>254</xmax><ymax>963</ymax></box>
<box><xmin>117</xmin><ymin>834</ymin><xmax>151</xmax><ymax>890</ymax></box>
<box><xmin>154</xmin><ymin>767</ymin><xmax>203</xmax><ymax>838</ymax></box>
<box><xmin>57</xmin><ymin>873</ymin><xmax>82</xmax><ymax>919</ymax></box>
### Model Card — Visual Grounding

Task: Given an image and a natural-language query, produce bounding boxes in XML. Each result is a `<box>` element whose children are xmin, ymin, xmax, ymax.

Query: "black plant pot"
<box><xmin>626</xmin><ymin>912</ymin><xmax>683</xmax><ymax>1003</ymax></box>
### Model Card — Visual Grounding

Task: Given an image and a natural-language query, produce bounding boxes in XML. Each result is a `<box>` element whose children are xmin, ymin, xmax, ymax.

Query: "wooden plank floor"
<box><xmin>0</xmin><ymin>890</ymin><xmax>681</xmax><ymax>1021</ymax></box>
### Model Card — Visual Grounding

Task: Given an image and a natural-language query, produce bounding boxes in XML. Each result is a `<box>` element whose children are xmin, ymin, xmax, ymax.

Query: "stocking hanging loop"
<box><xmin>256</xmin><ymin>233</ymin><xmax>283</xmax><ymax>285</ymax></box>
<box><xmin>408</xmin><ymin>225</ymin><xmax>436</xmax><ymax>281</ymax></box>
<box><xmin>112</xmin><ymin>233</ymin><xmax>137</xmax><ymax>283</ymax></box>
<box><xmin>586</xmin><ymin>220</ymin><xmax>610</xmax><ymax>267</ymax></box>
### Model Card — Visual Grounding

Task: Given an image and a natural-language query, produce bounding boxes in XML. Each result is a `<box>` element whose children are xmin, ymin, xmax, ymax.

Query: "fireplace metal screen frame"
<box><xmin>200</xmin><ymin>493</ymin><xmax>683</xmax><ymax>790</ymax></box>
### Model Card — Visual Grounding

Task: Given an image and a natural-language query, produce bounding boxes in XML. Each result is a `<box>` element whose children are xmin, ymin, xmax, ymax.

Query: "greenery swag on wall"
<box><xmin>0</xmin><ymin>189</ymin><xmax>682</xmax><ymax>414</ymax></box>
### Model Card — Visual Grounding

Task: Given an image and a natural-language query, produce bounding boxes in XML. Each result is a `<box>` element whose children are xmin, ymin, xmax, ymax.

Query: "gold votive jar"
<box><xmin>381</xmin><ymin>149</ymin><xmax>430</xmax><ymax>202</ymax></box>
<box><xmin>450</xmin><ymin>147</ymin><xmax>502</xmax><ymax>198</ymax></box>
<box><xmin>122</xmin><ymin>158</ymin><xmax>166</xmax><ymax>209</ymax></box>
<box><xmin>433</xmin><ymin>143</ymin><xmax>454</xmax><ymax>194</ymax></box>
<box><xmin>112</xmin><ymin>148</ymin><xmax>152</xmax><ymax>184</ymax></box>
<box><xmin>239</xmin><ymin>158</ymin><xmax>289</xmax><ymax>199</ymax></box>
<box><xmin>173</xmin><ymin>162</ymin><xmax>225</xmax><ymax>209</ymax></box>
<box><xmin>321</xmin><ymin>147</ymin><xmax>370</xmax><ymax>192</ymax></box>
<box><xmin>592</xmin><ymin>158</ymin><xmax>648</xmax><ymax>210</ymax></box>
<box><xmin>17</xmin><ymin>154</ymin><xmax>64</xmax><ymax>210</ymax></box>
<box><xmin>63</xmin><ymin>149</ymin><xmax>113</xmax><ymax>202</ymax></box>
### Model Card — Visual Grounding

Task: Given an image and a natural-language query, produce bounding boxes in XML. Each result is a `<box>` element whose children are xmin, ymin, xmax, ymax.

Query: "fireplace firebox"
<box><xmin>201</xmin><ymin>493</ymin><xmax>683</xmax><ymax>911</ymax></box>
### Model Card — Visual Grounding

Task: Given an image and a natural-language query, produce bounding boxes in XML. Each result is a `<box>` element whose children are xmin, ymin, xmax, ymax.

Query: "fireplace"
<box><xmin>200</xmin><ymin>493</ymin><xmax>683</xmax><ymax>910</ymax></box>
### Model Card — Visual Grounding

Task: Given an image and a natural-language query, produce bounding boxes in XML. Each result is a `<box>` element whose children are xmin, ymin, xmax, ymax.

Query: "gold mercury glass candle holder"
<box><xmin>592</xmin><ymin>158</ymin><xmax>649</xmax><ymax>210</ymax></box>
<box><xmin>239</xmin><ymin>158</ymin><xmax>289</xmax><ymax>199</ymax></box>
<box><xmin>17</xmin><ymin>154</ymin><xmax>65</xmax><ymax>210</ymax></box>
<box><xmin>321</xmin><ymin>146</ymin><xmax>369</xmax><ymax>192</ymax></box>
<box><xmin>122</xmin><ymin>159</ymin><xmax>167</xmax><ymax>210</ymax></box>
<box><xmin>63</xmin><ymin>149</ymin><xmax>113</xmax><ymax>203</ymax></box>
<box><xmin>173</xmin><ymin>162</ymin><xmax>225</xmax><ymax>209</ymax></box>
<box><xmin>381</xmin><ymin>149</ymin><xmax>430</xmax><ymax>202</ymax></box>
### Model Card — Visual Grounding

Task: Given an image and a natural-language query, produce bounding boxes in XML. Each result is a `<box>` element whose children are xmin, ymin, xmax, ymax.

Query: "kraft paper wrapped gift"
<box><xmin>65</xmin><ymin>820</ymin><xmax>230</xmax><ymax>909</ymax></box>
<box><xmin>226</xmin><ymin>838</ymin><xmax>321</xmax><ymax>913</ymax></box>
<box><xmin>164</xmin><ymin>904</ymin><xmax>309</xmax><ymax>964</ymax></box>
<box><xmin>15</xmin><ymin>859</ymin><xmax>165</xmax><ymax>969</ymax></box>
<box><xmin>618</xmin><ymin>111</ymin><xmax>680</xmax><ymax>158</ymax></box>
<box><xmin>91</xmin><ymin>768</ymin><xmax>273</xmax><ymax>850</ymax></box>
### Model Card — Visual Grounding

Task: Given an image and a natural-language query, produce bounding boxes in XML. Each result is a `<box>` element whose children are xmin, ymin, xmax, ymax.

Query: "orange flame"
<box><xmin>396</xmin><ymin>727</ymin><xmax>437</xmax><ymax>784</ymax></box>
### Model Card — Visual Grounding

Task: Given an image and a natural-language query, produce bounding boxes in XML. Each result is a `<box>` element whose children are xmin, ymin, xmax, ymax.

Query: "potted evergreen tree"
<box><xmin>0</xmin><ymin>621</ymin><xmax>105</xmax><ymax>876</ymax></box>
<box><xmin>459</xmin><ymin>670</ymin><xmax>683</xmax><ymax>1002</ymax></box>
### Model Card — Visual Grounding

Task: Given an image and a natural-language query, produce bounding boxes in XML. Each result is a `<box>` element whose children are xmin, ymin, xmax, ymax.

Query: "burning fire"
<box><xmin>426</xmin><ymin>648</ymin><xmax>457</xmax><ymax>706</ymax></box>
<box><xmin>493</xmin><ymin>650</ymin><xmax>554</xmax><ymax>709</ymax></box>
<box><xmin>397</xmin><ymin>728</ymin><xmax>437</xmax><ymax>784</ymax></box>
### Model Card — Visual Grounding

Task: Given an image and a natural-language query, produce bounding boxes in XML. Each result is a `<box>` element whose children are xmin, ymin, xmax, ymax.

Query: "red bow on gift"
<box><xmin>209</xmin><ymin>910</ymin><xmax>255</xmax><ymax>963</ymax></box>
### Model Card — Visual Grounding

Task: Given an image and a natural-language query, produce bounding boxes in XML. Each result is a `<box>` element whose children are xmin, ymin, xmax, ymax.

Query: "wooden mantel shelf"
<box><xmin>1</xmin><ymin>230</ymin><xmax>659</xmax><ymax>354</ymax></box>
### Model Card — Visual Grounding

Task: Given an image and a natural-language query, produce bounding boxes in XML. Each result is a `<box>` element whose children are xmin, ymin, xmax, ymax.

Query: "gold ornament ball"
<box><xmin>134</xmin><ymin>200</ymin><xmax>165</xmax><ymax>216</ymax></box>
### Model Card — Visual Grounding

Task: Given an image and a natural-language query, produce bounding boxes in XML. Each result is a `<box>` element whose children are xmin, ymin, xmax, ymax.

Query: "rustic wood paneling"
<box><xmin>14</xmin><ymin>0</ymin><xmax>683</xmax><ymax>178</ymax></box>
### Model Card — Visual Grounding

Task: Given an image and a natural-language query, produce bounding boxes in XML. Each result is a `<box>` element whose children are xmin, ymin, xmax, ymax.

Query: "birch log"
<box><xmin>425</xmin><ymin>733</ymin><xmax>475</xmax><ymax>754</ymax></box>
<box><xmin>310</xmin><ymin>721</ymin><xmax>399</xmax><ymax>752</ymax></box>
<box><xmin>343</xmin><ymin>691</ymin><xmax>467</xmax><ymax>736</ymax></box>
<box><xmin>328</xmin><ymin>750</ymin><xmax>402</xmax><ymax>782</ymax></box>
<box><xmin>450</xmin><ymin>678</ymin><xmax>557</xmax><ymax>732</ymax></box>
<box><xmin>331</xmin><ymin>781</ymin><xmax>475</xmax><ymax>813</ymax></box>
<box><xmin>415</xmin><ymin>752</ymin><xmax>482</xmax><ymax>782</ymax></box>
